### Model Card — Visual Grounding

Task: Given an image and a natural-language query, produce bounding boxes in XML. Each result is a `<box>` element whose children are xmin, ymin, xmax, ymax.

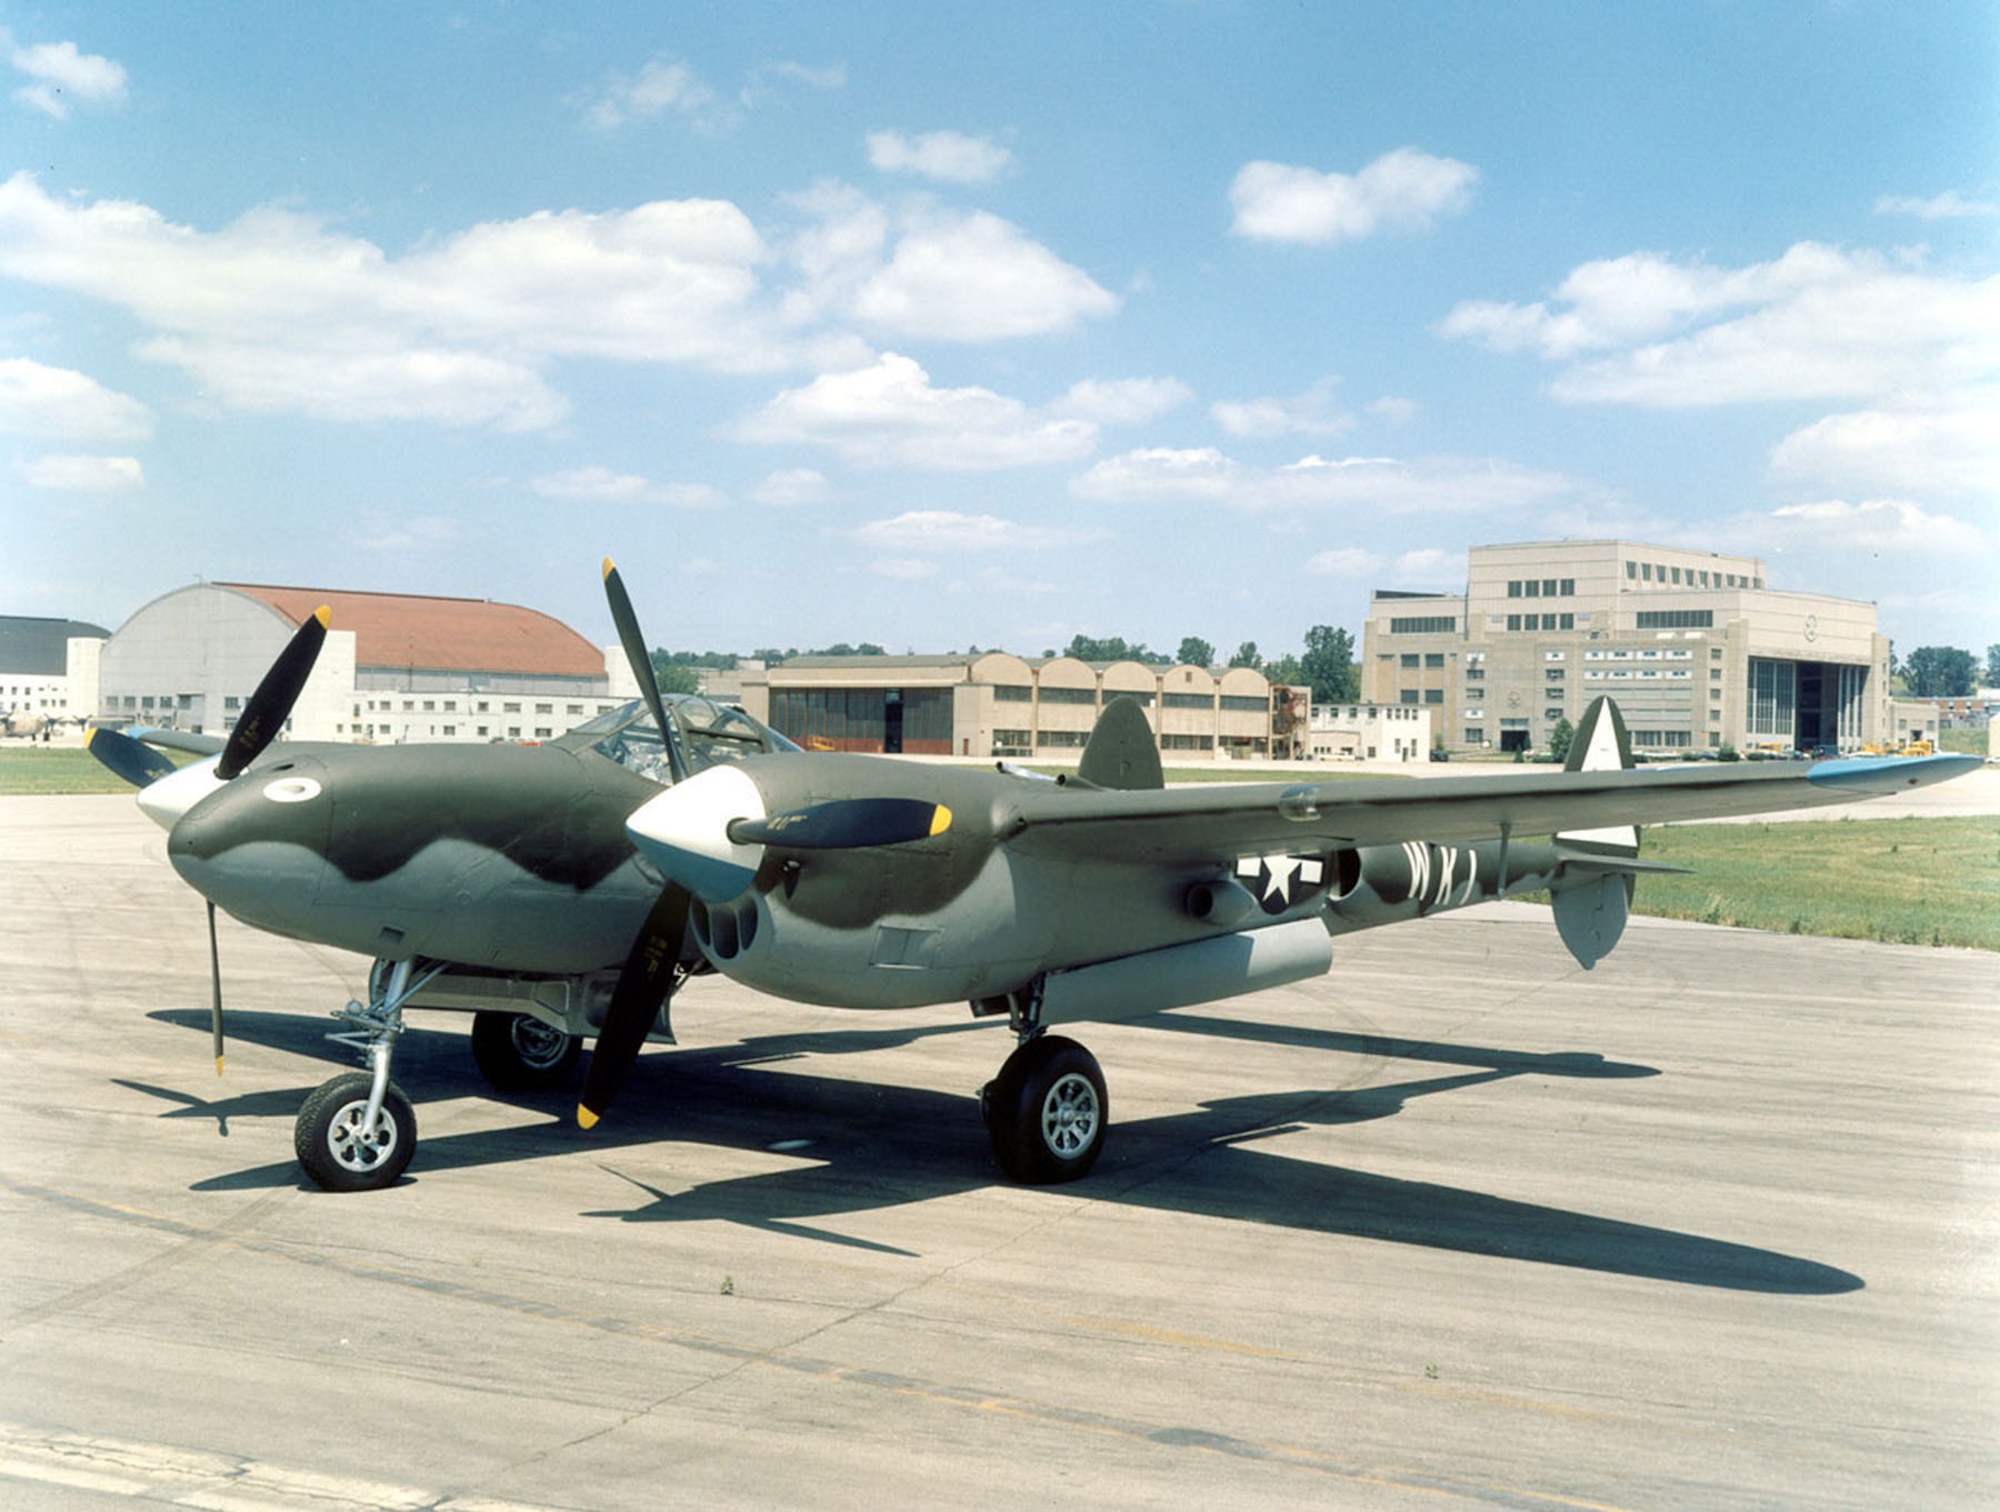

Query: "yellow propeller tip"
<box><xmin>215</xmin><ymin>1057</ymin><xmax>225</xmax><ymax>1076</ymax></box>
<box><xmin>312</xmin><ymin>605</ymin><xmax>331</xmax><ymax>628</ymax></box>
<box><xmin>601</xmin><ymin>557</ymin><xmax>617</xmax><ymax>580</ymax></box>
<box><xmin>576</xmin><ymin>1105</ymin><xmax>601</xmax><ymax>1131</ymax></box>
<box><xmin>930</xmin><ymin>804</ymin><xmax>952</xmax><ymax>837</ymax></box>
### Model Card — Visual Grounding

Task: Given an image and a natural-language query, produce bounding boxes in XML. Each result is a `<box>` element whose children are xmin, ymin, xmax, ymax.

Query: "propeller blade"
<box><xmin>577</xmin><ymin>882</ymin><xmax>691</xmax><ymax>1129</ymax></box>
<box><xmin>601</xmin><ymin>558</ymin><xmax>690</xmax><ymax>785</ymax></box>
<box><xmin>84</xmin><ymin>726</ymin><xmax>177</xmax><ymax>788</ymax></box>
<box><xmin>207</xmin><ymin>901</ymin><xmax>225</xmax><ymax>1076</ymax></box>
<box><xmin>216</xmin><ymin>606</ymin><xmax>329</xmax><ymax>780</ymax></box>
<box><xmin>729</xmin><ymin>797</ymin><xmax>952</xmax><ymax>850</ymax></box>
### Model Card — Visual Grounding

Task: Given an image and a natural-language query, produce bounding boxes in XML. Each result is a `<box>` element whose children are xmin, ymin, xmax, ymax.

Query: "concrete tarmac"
<box><xmin>2</xmin><ymin>794</ymin><xmax>1996</xmax><ymax>1509</ymax></box>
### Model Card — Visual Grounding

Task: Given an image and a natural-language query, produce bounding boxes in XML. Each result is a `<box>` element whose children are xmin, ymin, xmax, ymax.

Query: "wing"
<box><xmin>998</xmin><ymin>753</ymin><xmax>1980</xmax><ymax>867</ymax></box>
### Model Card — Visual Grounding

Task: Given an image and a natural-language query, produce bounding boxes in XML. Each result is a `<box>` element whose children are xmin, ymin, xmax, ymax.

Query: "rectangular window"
<box><xmin>1524</xmin><ymin>580</ymin><xmax>1540</xmax><ymax>598</ymax></box>
<box><xmin>1626</xmin><ymin>560</ymin><xmax>1637</xmax><ymax>580</ymax></box>
<box><xmin>1545</xmin><ymin>708</ymin><xmax>1565</xmax><ymax>721</ymax></box>
<box><xmin>1542</xmin><ymin>579</ymin><xmax>1557</xmax><ymax>596</ymax></box>
<box><xmin>1219</xmin><ymin>695</ymin><xmax>1268</xmax><ymax>713</ymax></box>
<box><xmin>1389</xmin><ymin>615</ymin><xmax>1458</xmax><ymax>634</ymax></box>
<box><xmin>1508</xmin><ymin>580</ymin><xmax>1523</xmax><ymax>598</ymax></box>
<box><xmin>1635</xmin><ymin>610</ymin><xmax>1714</xmax><ymax>629</ymax></box>
<box><xmin>1671</xmin><ymin>567</ymin><xmax>1682</xmax><ymax>584</ymax></box>
<box><xmin>1040</xmin><ymin>685</ymin><xmax>1097</xmax><ymax>704</ymax></box>
<box><xmin>1506</xmin><ymin>614</ymin><xmax>1522</xmax><ymax>631</ymax></box>
<box><xmin>1401</xmin><ymin>653</ymin><xmax>1420</xmax><ymax>668</ymax></box>
<box><xmin>993</xmin><ymin>684</ymin><xmax>1032</xmax><ymax>702</ymax></box>
<box><xmin>1642</xmin><ymin>563</ymin><xmax>1653</xmax><ymax>581</ymax></box>
<box><xmin>1400</xmin><ymin>689</ymin><xmax>1419</xmax><ymax>705</ymax></box>
<box><xmin>1163</xmin><ymin>692</ymin><xmax>1211</xmax><ymax>709</ymax></box>
<box><xmin>1465</xmin><ymin>666</ymin><xmax>1485</xmax><ymax>680</ymax></box>
<box><xmin>1424</xmin><ymin>653</ymin><xmax>1444</xmax><ymax>668</ymax></box>
<box><xmin>1560</xmin><ymin>578</ymin><xmax>1574</xmax><ymax>596</ymax></box>
<box><xmin>535</xmin><ymin>703</ymin><xmax>553</xmax><ymax>714</ymax></box>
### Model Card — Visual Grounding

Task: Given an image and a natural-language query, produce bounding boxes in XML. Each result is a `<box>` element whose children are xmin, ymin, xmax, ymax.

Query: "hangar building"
<box><xmin>733</xmin><ymin>653</ymin><xmax>1305</xmax><ymax>760</ymax></box>
<box><xmin>97</xmin><ymin>582</ymin><xmax>637</xmax><ymax>744</ymax></box>
<box><xmin>1362</xmin><ymin>540</ymin><xmax>1890</xmax><ymax>755</ymax></box>
<box><xmin>1</xmin><ymin>615</ymin><xmax>110</xmax><ymax>729</ymax></box>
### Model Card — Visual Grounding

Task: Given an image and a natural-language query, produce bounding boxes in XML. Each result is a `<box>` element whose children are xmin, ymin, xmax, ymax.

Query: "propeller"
<box><xmin>83</xmin><ymin>725</ymin><xmax>177</xmax><ymax>787</ymax></box>
<box><xmin>217</xmin><ymin>605</ymin><xmax>330</xmax><ymax>780</ymax></box>
<box><xmin>729</xmin><ymin>797</ymin><xmax>951</xmax><ymax>849</ymax></box>
<box><xmin>602</xmin><ymin>558</ymin><xmax>689</xmax><ymax>784</ymax></box>
<box><xmin>577</xmin><ymin>561</ymin><xmax>695</xmax><ymax>1129</ymax></box>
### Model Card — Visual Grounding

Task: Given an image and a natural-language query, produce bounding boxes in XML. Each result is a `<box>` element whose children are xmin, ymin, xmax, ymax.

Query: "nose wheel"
<box><xmin>295</xmin><ymin>1073</ymin><xmax>416</xmax><ymax>1191</ymax></box>
<box><xmin>983</xmin><ymin>1034</ymin><xmax>1107</xmax><ymax>1184</ymax></box>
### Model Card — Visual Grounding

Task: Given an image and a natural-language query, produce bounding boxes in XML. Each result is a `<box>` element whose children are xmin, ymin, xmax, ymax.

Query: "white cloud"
<box><xmin>1367</xmin><ymin>395</ymin><xmax>1420</xmax><ymax>423</ymax></box>
<box><xmin>850</xmin><ymin>208</ymin><xmax>1117</xmax><ymax>341</ymax></box>
<box><xmin>1754</xmin><ymin>498</ymin><xmax>1985</xmax><ymax>555</ymax></box>
<box><xmin>1874</xmin><ymin>190</ymin><xmax>1999</xmax><ymax>221</ymax></box>
<box><xmin>1229</xmin><ymin>148</ymin><xmax>1477</xmax><ymax>245</ymax></box>
<box><xmin>1211</xmin><ymin>378</ymin><xmax>1351</xmax><ymax>439</ymax></box>
<box><xmin>0</xmin><ymin>356</ymin><xmax>152</xmax><ymax>440</ymax></box>
<box><xmin>1440</xmin><ymin>244</ymin><xmax>1999</xmax><ymax>409</ymax></box>
<box><xmin>529</xmin><ymin>466</ymin><xmax>726</xmax><ymax>508</ymax></box>
<box><xmin>730</xmin><ymin>352</ymin><xmax>1098</xmax><ymax>470</ymax></box>
<box><xmin>1072</xmin><ymin>446</ymin><xmax>1579</xmax><ymax>515</ymax></box>
<box><xmin>1769</xmin><ymin>392</ymin><xmax>2000</xmax><ymax>501</ymax></box>
<box><xmin>1056</xmin><ymin>377</ymin><xmax>1193</xmax><ymax>426</ymax></box>
<box><xmin>583</xmin><ymin>57</ymin><xmax>716</xmax><ymax>130</ymax></box>
<box><xmin>17</xmin><ymin>452</ymin><xmax>142</xmax><ymax>491</ymax></box>
<box><xmin>866</xmin><ymin>129</ymin><xmax>1013</xmax><ymax>184</ymax></box>
<box><xmin>850</xmin><ymin>509</ymin><xmax>1102</xmax><ymax>553</ymax></box>
<box><xmin>353</xmin><ymin>512</ymin><xmax>459</xmax><ymax>551</ymax></box>
<box><xmin>1304</xmin><ymin>547</ymin><xmax>1383</xmax><ymax>576</ymax></box>
<box><xmin>748</xmin><ymin>467</ymin><xmax>831</xmax><ymax>505</ymax></box>
<box><xmin>8</xmin><ymin>35</ymin><xmax>127</xmax><ymax>119</ymax></box>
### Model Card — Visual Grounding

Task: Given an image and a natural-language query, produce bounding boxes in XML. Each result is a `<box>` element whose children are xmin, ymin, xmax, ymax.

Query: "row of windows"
<box><xmin>1398</xmin><ymin>653</ymin><xmax>1447</xmax><ymax>668</ymax></box>
<box><xmin>768</xmin><ymin>688</ymin><xmax>954</xmax><ymax>744</ymax></box>
<box><xmin>1506</xmin><ymin>578</ymin><xmax>1575</xmax><ymax>599</ymax></box>
<box><xmin>1633</xmin><ymin>610</ymin><xmax>1715</xmax><ymax>629</ymax></box>
<box><xmin>1506</xmin><ymin>613</ymin><xmax>1576</xmax><ymax>631</ymax></box>
<box><xmin>1388</xmin><ymin>615</ymin><xmax>1459</xmax><ymax>634</ymax></box>
<box><xmin>1585</xmin><ymin>648</ymin><xmax>1694</xmax><ymax>661</ymax></box>
<box><xmin>1627</xmin><ymin>560</ymin><xmax>1761</xmax><ymax>590</ymax></box>
<box><xmin>1398</xmin><ymin>689</ymin><xmax>1446</xmax><ymax>705</ymax></box>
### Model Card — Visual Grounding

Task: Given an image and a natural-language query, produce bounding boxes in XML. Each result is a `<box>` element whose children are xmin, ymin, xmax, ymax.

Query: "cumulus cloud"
<box><xmin>1229</xmin><ymin>148</ymin><xmax>1477</xmax><ymax>245</ymax></box>
<box><xmin>0</xmin><ymin>356</ymin><xmax>152</xmax><ymax>440</ymax></box>
<box><xmin>1055</xmin><ymin>377</ymin><xmax>1193</xmax><ymax>426</ymax></box>
<box><xmin>850</xmin><ymin>208</ymin><xmax>1117</xmax><ymax>341</ymax></box>
<box><xmin>529</xmin><ymin>466</ymin><xmax>726</xmax><ymax>508</ymax></box>
<box><xmin>1303</xmin><ymin>546</ymin><xmax>1382</xmax><ymax>576</ymax></box>
<box><xmin>729</xmin><ymin>352</ymin><xmax>1098</xmax><ymax>469</ymax></box>
<box><xmin>869</xmin><ymin>557</ymin><xmax>937</xmax><ymax>580</ymax></box>
<box><xmin>1439</xmin><ymin>244</ymin><xmax>1998</xmax><ymax>407</ymax></box>
<box><xmin>17</xmin><ymin>452</ymin><xmax>142</xmax><ymax>491</ymax></box>
<box><xmin>7</xmin><ymin>34</ymin><xmax>127</xmax><ymax>119</ymax></box>
<box><xmin>1072</xmin><ymin>446</ymin><xmax>1578</xmax><ymax>515</ymax></box>
<box><xmin>850</xmin><ymin>509</ymin><xmax>1102</xmax><ymax>553</ymax></box>
<box><xmin>1211</xmin><ymin>378</ymin><xmax>1351</xmax><ymax>439</ymax></box>
<box><xmin>1751</xmin><ymin>498</ymin><xmax>1985</xmax><ymax>555</ymax></box>
<box><xmin>0</xmin><ymin>172</ymin><xmax>837</xmax><ymax>430</ymax></box>
<box><xmin>582</xmin><ymin>56</ymin><xmax>716</xmax><ymax>130</ymax></box>
<box><xmin>1769</xmin><ymin>392</ymin><xmax>2000</xmax><ymax>500</ymax></box>
<box><xmin>866</xmin><ymin>129</ymin><xmax>1013</xmax><ymax>184</ymax></box>
<box><xmin>1874</xmin><ymin>190</ymin><xmax>1998</xmax><ymax>221</ymax></box>
<box><xmin>748</xmin><ymin>466</ymin><xmax>831</xmax><ymax>505</ymax></box>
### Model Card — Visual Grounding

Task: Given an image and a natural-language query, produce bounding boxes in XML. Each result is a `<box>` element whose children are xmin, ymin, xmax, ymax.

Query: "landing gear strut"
<box><xmin>979</xmin><ymin>981</ymin><xmax>1108</xmax><ymax>1184</ymax></box>
<box><xmin>295</xmin><ymin>958</ymin><xmax>443</xmax><ymax>1192</ymax></box>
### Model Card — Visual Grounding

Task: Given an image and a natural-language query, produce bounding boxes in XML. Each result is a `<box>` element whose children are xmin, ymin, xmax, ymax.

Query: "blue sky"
<box><xmin>3</xmin><ymin>2</ymin><xmax>1995</xmax><ymax>663</ymax></box>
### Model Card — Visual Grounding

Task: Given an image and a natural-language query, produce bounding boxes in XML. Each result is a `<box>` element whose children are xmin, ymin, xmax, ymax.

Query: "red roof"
<box><xmin>218</xmin><ymin>584</ymin><xmax>604</xmax><ymax>678</ymax></box>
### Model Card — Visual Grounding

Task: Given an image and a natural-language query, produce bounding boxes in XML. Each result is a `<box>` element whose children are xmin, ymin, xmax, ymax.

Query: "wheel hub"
<box><xmin>1040</xmin><ymin>1072</ymin><xmax>1099</xmax><ymax>1156</ymax></box>
<box><xmin>327</xmin><ymin>1100</ymin><xmax>399</xmax><ymax>1173</ymax></box>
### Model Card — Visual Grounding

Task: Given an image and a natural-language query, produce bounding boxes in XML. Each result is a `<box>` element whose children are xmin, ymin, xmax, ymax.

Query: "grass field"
<box><xmin>1622</xmin><ymin>816</ymin><xmax>2000</xmax><ymax>951</ymax></box>
<box><xmin>0</xmin><ymin>746</ymin><xmax>134</xmax><ymax>795</ymax></box>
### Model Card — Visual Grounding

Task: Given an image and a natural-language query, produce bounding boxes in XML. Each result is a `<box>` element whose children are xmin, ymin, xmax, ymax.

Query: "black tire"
<box><xmin>985</xmin><ymin>1035</ymin><xmax>1107</xmax><ymax>1185</ymax></box>
<box><xmin>471</xmin><ymin>1010</ymin><xmax>581</xmax><ymax>1091</ymax></box>
<box><xmin>295</xmin><ymin>1072</ymin><xmax>416</xmax><ymax>1192</ymax></box>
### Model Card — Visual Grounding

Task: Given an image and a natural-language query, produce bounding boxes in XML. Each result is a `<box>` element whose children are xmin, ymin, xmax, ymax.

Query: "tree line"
<box><xmin>1896</xmin><ymin>644</ymin><xmax>1998</xmax><ymax>699</ymax></box>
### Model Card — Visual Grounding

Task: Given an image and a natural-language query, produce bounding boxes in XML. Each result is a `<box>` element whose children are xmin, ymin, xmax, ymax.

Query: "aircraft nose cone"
<box><xmin>136</xmin><ymin>757</ymin><xmax>227</xmax><ymax>830</ymax></box>
<box><xmin>167</xmin><ymin>757</ymin><xmax>333</xmax><ymax>931</ymax></box>
<box><xmin>625</xmin><ymin>764</ymin><xmax>766</xmax><ymax>903</ymax></box>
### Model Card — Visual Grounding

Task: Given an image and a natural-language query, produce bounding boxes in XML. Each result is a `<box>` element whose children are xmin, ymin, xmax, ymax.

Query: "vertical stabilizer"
<box><xmin>1076</xmin><ymin>696</ymin><xmax>1165</xmax><ymax>791</ymax></box>
<box><xmin>1552</xmin><ymin>697</ymin><xmax>1638</xmax><ymax>969</ymax></box>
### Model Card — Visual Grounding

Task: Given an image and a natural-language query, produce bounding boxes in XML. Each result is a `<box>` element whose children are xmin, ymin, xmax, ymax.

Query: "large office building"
<box><xmin>98</xmin><ymin>582</ymin><xmax>638</xmax><ymax>744</ymax></box>
<box><xmin>1</xmin><ymin>615</ymin><xmax>110</xmax><ymax>729</ymax></box>
<box><xmin>1362</xmin><ymin>540</ymin><xmax>1890</xmax><ymax>755</ymax></box>
<box><xmin>734</xmin><ymin>653</ymin><xmax>1303</xmax><ymax>761</ymax></box>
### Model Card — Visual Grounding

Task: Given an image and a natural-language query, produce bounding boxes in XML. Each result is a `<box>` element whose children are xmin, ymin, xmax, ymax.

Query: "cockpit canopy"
<box><xmin>564</xmin><ymin>697</ymin><xmax>800</xmax><ymax>783</ymax></box>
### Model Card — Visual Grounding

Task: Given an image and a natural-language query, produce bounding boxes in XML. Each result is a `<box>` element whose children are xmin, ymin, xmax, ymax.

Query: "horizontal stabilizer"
<box><xmin>1552</xmin><ymin>844</ymin><xmax>1692</xmax><ymax>877</ymax></box>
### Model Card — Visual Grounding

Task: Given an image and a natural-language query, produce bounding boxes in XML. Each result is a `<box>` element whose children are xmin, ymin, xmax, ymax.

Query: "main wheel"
<box><xmin>471</xmin><ymin>1010</ymin><xmax>581</xmax><ymax>1091</ymax></box>
<box><xmin>295</xmin><ymin>1072</ymin><xmax>416</xmax><ymax>1192</ymax></box>
<box><xmin>985</xmin><ymin>1035</ymin><xmax>1107</xmax><ymax>1185</ymax></box>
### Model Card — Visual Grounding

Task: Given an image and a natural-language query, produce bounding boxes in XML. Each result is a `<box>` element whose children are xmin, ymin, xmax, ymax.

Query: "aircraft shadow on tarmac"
<box><xmin>135</xmin><ymin>1004</ymin><xmax>1861</xmax><ymax>1297</ymax></box>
